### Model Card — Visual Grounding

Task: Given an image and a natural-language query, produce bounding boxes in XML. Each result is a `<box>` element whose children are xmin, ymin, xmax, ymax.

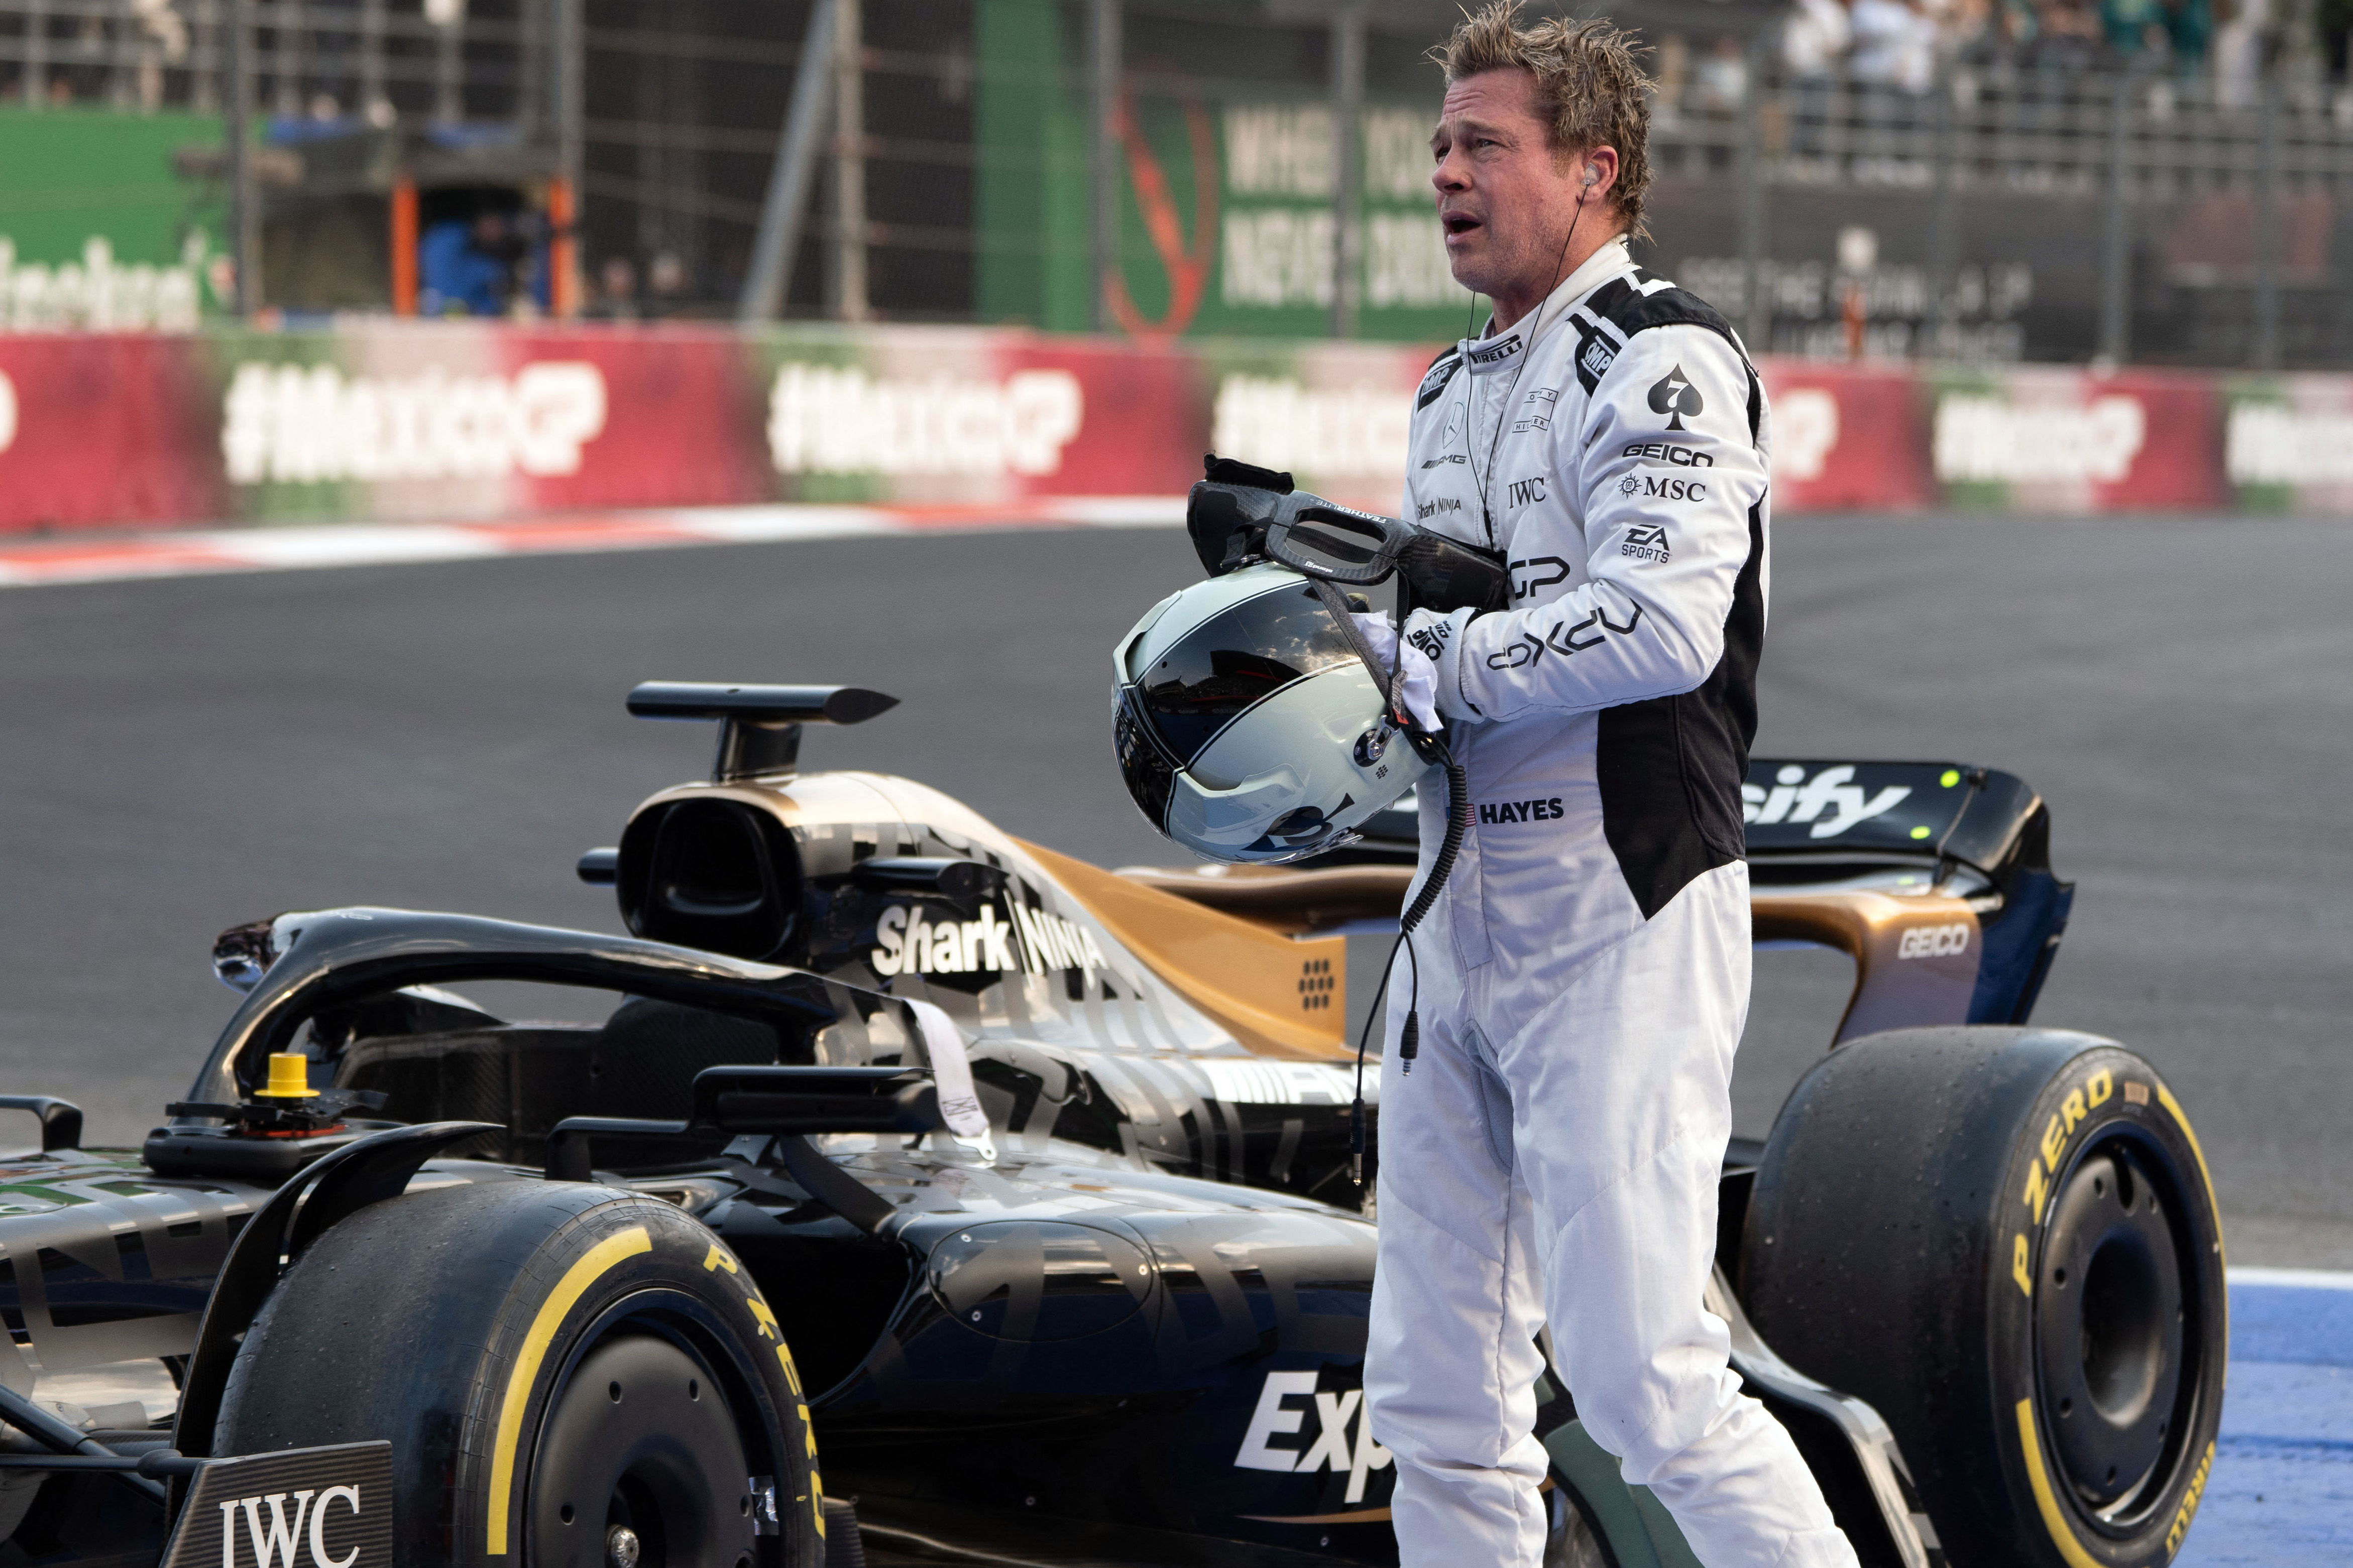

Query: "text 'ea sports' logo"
<box><xmin>1648</xmin><ymin>364</ymin><xmax>1704</xmax><ymax>431</ymax></box>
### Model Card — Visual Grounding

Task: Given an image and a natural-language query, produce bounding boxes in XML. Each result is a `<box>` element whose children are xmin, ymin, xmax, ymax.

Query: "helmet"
<box><xmin>1112</xmin><ymin>563</ymin><xmax>1427</xmax><ymax>864</ymax></box>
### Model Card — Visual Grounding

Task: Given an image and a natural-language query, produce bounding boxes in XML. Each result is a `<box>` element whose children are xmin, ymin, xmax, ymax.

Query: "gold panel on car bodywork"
<box><xmin>1118</xmin><ymin>864</ymin><xmax>1988</xmax><ymax>1051</ymax></box>
<box><xmin>1750</xmin><ymin>890</ymin><xmax>1982</xmax><ymax>1044</ymax></box>
<box><xmin>1015</xmin><ymin>841</ymin><xmax>1353</xmax><ymax>1063</ymax></box>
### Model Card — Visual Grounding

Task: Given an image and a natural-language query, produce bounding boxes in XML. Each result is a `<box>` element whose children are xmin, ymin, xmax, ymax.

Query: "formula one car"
<box><xmin>0</xmin><ymin>684</ymin><xmax>2222</xmax><ymax>1568</ymax></box>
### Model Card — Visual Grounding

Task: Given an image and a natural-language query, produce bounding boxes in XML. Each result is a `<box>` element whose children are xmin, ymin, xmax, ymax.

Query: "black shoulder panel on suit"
<box><xmin>1416</xmin><ymin>346</ymin><xmax>1463</xmax><ymax>411</ymax></box>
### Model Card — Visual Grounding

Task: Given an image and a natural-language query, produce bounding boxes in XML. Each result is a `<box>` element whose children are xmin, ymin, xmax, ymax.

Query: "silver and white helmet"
<box><xmin>1112</xmin><ymin>563</ymin><xmax>1427</xmax><ymax>864</ymax></box>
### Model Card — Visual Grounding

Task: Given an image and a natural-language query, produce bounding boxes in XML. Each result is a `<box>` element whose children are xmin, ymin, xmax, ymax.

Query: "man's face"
<box><xmin>1430</xmin><ymin>68</ymin><xmax>1591</xmax><ymax>305</ymax></box>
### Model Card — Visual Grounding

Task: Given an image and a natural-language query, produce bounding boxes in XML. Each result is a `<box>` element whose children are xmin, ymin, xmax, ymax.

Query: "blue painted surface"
<box><xmin>2173</xmin><ymin>1273</ymin><xmax>2353</xmax><ymax>1567</ymax></box>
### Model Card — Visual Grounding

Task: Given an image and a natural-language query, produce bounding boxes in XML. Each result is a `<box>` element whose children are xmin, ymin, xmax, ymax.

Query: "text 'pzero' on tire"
<box><xmin>1739</xmin><ymin>1026</ymin><xmax>2226</xmax><ymax>1568</ymax></box>
<box><xmin>213</xmin><ymin>1181</ymin><xmax>826</xmax><ymax>1568</ymax></box>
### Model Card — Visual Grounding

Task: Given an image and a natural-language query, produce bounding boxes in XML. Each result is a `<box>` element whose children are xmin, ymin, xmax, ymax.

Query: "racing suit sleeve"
<box><xmin>1412</xmin><ymin>324</ymin><xmax>1766</xmax><ymax>725</ymax></box>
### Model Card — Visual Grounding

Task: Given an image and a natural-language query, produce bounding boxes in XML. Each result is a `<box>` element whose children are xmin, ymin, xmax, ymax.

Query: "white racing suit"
<box><xmin>1364</xmin><ymin>238</ymin><xmax>1858</xmax><ymax>1568</ymax></box>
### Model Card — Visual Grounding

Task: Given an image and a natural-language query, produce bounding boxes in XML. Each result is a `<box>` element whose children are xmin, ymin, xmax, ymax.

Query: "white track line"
<box><xmin>0</xmin><ymin>497</ymin><xmax>1189</xmax><ymax>589</ymax></box>
<box><xmin>2230</xmin><ymin>1265</ymin><xmax>2353</xmax><ymax>1290</ymax></box>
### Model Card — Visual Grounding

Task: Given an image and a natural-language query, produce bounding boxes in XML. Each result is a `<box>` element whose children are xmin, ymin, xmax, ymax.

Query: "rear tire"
<box><xmin>1740</xmin><ymin>1027</ymin><xmax>2225</xmax><ymax>1568</ymax></box>
<box><xmin>216</xmin><ymin>1179</ymin><xmax>826</xmax><ymax>1568</ymax></box>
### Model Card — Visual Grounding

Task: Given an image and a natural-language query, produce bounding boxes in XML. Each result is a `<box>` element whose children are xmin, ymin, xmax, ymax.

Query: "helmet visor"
<box><xmin>1126</xmin><ymin>579</ymin><xmax>1360</xmax><ymax>762</ymax></box>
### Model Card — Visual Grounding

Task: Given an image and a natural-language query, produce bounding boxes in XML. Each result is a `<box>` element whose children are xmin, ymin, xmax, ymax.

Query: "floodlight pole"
<box><xmin>827</xmin><ymin>0</ymin><xmax>868</xmax><ymax>322</ymax></box>
<box><xmin>224</xmin><ymin>0</ymin><xmax>260</xmax><ymax>317</ymax></box>
<box><xmin>1737</xmin><ymin>34</ymin><xmax>1769</xmax><ymax>351</ymax></box>
<box><xmin>1330</xmin><ymin>0</ymin><xmax>1365</xmax><ymax>338</ymax></box>
<box><xmin>738</xmin><ymin>0</ymin><xmax>840</xmax><ymax>323</ymax></box>
<box><xmin>1088</xmin><ymin>0</ymin><xmax>1121</xmax><ymax>333</ymax></box>
<box><xmin>2097</xmin><ymin>65</ymin><xmax>2135</xmax><ymax>366</ymax></box>
<box><xmin>2253</xmin><ymin>70</ymin><xmax>2281</xmax><ymax>372</ymax></box>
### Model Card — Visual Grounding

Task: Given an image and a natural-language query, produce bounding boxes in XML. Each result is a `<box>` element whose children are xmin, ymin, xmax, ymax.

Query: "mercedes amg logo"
<box><xmin>1648</xmin><ymin>365</ymin><xmax>1704</xmax><ymax>431</ymax></box>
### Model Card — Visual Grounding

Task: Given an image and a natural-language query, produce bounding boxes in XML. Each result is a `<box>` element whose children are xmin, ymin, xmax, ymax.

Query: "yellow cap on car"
<box><xmin>256</xmin><ymin>1053</ymin><xmax>318</xmax><ymax>1099</ymax></box>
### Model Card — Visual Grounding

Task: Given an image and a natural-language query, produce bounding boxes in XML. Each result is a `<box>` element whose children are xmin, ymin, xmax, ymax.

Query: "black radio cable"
<box><xmin>1349</xmin><ymin>166</ymin><xmax>1600</xmax><ymax>1187</ymax></box>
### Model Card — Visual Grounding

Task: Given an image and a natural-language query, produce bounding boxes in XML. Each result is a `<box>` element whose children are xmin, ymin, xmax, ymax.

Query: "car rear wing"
<box><xmin>1740</xmin><ymin>760</ymin><xmax>2046</xmax><ymax>887</ymax></box>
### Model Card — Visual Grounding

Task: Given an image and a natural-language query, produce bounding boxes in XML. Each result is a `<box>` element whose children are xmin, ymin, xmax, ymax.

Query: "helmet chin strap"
<box><xmin>1304</xmin><ymin>571</ymin><xmax>1471</xmax><ymax>1189</ymax></box>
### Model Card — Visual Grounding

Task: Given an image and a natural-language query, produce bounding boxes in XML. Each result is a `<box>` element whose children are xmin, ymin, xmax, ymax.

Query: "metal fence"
<box><xmin>2</xmin><ymin>0</ymin><xmax>2350</xmax><ymax>367</ymax></box>
<box><xmin>0</xmin><ymin>0</ymin><xmax>541</xmax><ymax>122</ymax></box>
<box><xmin>1652</xmin><ymin>53</ymin><xmax>2353</xmax><ymax>366</ymax></box>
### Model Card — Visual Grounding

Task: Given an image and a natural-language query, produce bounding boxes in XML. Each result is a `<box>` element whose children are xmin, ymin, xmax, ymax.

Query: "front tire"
<box><xmin>215</xmin><ymin>1180</ymin><xmax>825</xmax><ymax>1568</ymax></box>
<box><xmin>1740</xmin><ymin>1027</ymin><xmax>2226</xmax><ymax>1568</ymax></box>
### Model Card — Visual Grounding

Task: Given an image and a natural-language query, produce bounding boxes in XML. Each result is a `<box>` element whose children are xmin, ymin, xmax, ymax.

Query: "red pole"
<box><xmin>548</xmin><ymin>178</ymin><xmax>579</xmax><ymax>319</ymax></box>
<box><xmin>390</xmin><ymin>178</ymin><xmax>418</xmax><ymax>316</ymax></box>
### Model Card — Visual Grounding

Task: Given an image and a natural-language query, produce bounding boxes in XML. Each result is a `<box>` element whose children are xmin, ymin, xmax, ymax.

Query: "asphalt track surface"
<box><xmin>3</xmin><ymin>510</ymin><xmax>2351</xmax><ymax>1268</ymax></box>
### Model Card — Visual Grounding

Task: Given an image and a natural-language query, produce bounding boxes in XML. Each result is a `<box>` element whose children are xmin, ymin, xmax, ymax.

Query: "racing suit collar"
<box><xmin>1458</xmin><ymin>236</ymin><xmax>1635</xmax><ymax>377</ymax></box>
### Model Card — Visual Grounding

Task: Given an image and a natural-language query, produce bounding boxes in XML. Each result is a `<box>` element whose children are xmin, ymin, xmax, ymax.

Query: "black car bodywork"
<box><xmin>0</xmin><ymin>687</ymin><xmax>2214</xmax><ymax>1568</ymax></box>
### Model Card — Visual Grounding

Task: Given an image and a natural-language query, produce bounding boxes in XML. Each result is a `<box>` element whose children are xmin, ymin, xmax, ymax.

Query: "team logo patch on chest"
<box><xmin>1513</xmin><ymin>386</ymin><xmax>1558</xmax><ymax>434</ymax></box>
<box><xmin>1509</xmin><ymin>555</ymin><xmax>1571</xmax><ymax>600</ymax></box>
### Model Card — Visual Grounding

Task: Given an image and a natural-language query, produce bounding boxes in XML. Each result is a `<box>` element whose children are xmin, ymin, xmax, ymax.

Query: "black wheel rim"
<box><xmin>2032</xmin><ymin>1124</ymin><xmax>2209</xmax><ymax>1532</ymax></box>
<box><xmin>525</xmin><ymin>1290</ymin><xmax>791</xmax><ymax>1568</ymax></box>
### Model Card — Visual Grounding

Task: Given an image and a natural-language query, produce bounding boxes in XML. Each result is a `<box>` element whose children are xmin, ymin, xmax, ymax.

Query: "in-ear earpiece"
<box><xmin>1582</xmin><ymin>167</ymin><xmax>1600</xmax><ymax>189</ymax></box>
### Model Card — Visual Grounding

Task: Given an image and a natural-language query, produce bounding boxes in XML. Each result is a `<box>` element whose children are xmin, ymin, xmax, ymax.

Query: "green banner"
<box><xmin>974</xmin><ymin>0</ymin><xmax>1468</xmax><ymax>342</ymax></box>
<box><xmin>0</xmin><ymin>106</ymin><xmax>228</xmax><ymax>329</ymax></box>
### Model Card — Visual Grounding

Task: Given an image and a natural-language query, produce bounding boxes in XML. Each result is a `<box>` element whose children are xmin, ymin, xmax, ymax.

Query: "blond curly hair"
<box><xmin>1433</xmin><ymin>3</ymin><xmax>1656</xmax><ymax>240</ymax></box>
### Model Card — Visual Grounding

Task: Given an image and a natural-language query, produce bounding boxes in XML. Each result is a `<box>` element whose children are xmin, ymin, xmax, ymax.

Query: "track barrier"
<box><xmin>0</xmin><ymin>321</ymin><xmax>2347</xmax><ymax>537</ymax></box>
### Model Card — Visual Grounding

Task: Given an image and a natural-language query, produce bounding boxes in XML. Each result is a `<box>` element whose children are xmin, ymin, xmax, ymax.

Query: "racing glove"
<box><xmin>1348</xmin><ymin>613</ymin><xmax>1444</xmax><ymax>734</ymax></box>
<box><xmin>1397</xmin><ymin>607</ymin><xmax>1480</xmax><ymax>722</ymax></box>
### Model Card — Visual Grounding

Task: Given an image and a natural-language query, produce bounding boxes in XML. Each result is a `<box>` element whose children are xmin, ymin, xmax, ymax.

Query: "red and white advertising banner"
<box><xmin>0</xmin><ymin>320</ymin><xmax>2344</xmax><ymax>537</ymax></box>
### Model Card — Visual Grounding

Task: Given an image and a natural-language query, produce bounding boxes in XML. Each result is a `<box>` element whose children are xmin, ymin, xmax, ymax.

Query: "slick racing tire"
<box><xmin>1740</xmin><ymin>1027</ymin><xmax>2226</xmax><ymax>1568</ymax></box>
<box><xmin>214</xmin><ymin>1180</ymin><xmax>826</xmax><ymax>1568</ymax></box>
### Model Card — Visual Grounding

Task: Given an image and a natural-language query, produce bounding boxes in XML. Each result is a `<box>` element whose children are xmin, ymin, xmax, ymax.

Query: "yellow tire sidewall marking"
<box><xmin>2014</xmin><ymin>1398</ymin><xmax>2106</xmax><ymax>1568</ymax></box>
<box><xmin>486</xmin><ymin>1225</ymin><xmax>654</xmax><ymax>1555</ymax></box>
<box><xmin>2154</xmin><ymin>1082</ymin><xmax>2226</xmax><ymax>1274</ymax></box>
<box><xmin>2155</xmin><ymin>1079</ymin><xmax>2228</xmax><ymax>1392</ymax></box>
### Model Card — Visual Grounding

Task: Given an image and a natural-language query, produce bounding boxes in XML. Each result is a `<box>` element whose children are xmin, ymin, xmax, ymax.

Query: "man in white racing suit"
<box><xmin>1361</xmin><ymin>11</ymin><xmax>1859</xmax><ymax>1568</ymax></box>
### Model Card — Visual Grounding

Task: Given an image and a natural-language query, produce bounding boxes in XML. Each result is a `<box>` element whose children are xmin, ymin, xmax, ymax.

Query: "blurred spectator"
<box><xmin>2099</xmin><ymin>0</ymin><xmax>2156</xmax><ymax>55</ymax></box>
<box><xmin>1984</xmin><ymin>0</ymin><xmax>2041</xmax><ymax>56</ymax></box>
<box><xmin>2324</xmin><ymin>0</ymin><xmax>2352</xmax><ymax>79</ymax></box>
<box><xmin>646</xmin><ymin>251</ymin><xmax>688</xmax><ymax>317</ymax></box>
<box><xmin>1934</xmin><ymin>0</ymin><xmax>1991</xmax><ymax>54</ymax></box>
<box><xmin>2213</xmin><ymin>0</ymin><xmax>2271</xmax><ymax>105</ymax></box>
<box><xmin>419</xmin><ymin>210</ymin><xmax>535</xmax><ymax>317</ymax></box>
<box><xmin>2033</xmin><ymin>0</ymin><xmax>2104</xmax><ymax>70</ymax></box>
<box><xmin>1851</xmin><ymin>0</ymin><xmax>1937</xmax><ymax>91</ymax></box>
<box><xmin>2103</xmin><ymin>0</ymin><xmax>2210</xmax><ymax>66</ymax></box>
<box><xmin>1694</xmin><ymin>35</ymin><xmax>1751</xmax><ymax>114</ymax></box>
<box><xmin>1652</xmin><ymin>33</ymin><xmax>1692</xmax><ymax>124</ymax></box>
<box><xmin>1785</xmin><ymin>0</ymin><xmax>1851</xmax><ymax>158</ymax></box>
<box><xmin>595</xmin><ymin>256</ymin><xmax>640</xmax><ymax>321</ymax></box>
<box><xmin>2167</xmin><ymin>0</ymin><xmax>2214</xmax><ymax>67</ymax></box>
<box><xmin>1785</xmin><ymin>0</ymin><xmax>1855</xmax><ymax>79</ymax></box>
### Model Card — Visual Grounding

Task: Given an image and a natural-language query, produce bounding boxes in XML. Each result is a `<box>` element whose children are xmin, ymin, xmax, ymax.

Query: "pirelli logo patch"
<box><xmin>1466</xmin><ymin>335</ymin><xmax>1523</xmax><ymax>369</ymax></box>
